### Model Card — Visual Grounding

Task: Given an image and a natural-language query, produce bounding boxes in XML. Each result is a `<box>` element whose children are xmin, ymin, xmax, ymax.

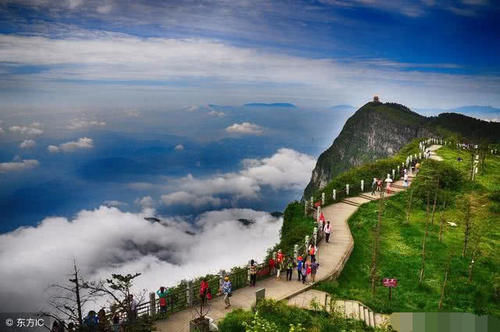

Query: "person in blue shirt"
<box><xmin>221</xmin><ymin>276</ymin><xmax>232</xmax><ymax>309</ymax></box>
<box><xmin>297</xmin><ymin>256</ymin><xmax>303</xmax><ymax>282</ymax></box>
<box><xmin>83</xmin><ymin>310</ymin><xmax>98</xmax><ymax>331</ymax></box>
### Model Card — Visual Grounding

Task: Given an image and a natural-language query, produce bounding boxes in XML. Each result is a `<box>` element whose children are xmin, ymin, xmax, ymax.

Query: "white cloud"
<box><xmin>135</xmin><ymin>195</ymin><xmax>154</xmax><ymax>210</ymax></box>
<box><xmin>67</xmin><ymin>118</ymin><xmax>106</xmax><ymax>130</ymax></box>
<box><xmin>47</xmin><ymin>137</ymin><xmax>94</xmax><ymax>153</ymax></box>
<box><xmin>160</xmin><ymin>191</ymin><xmax>224</xmax><ymax>208</ymax></box>
<box><xmin>174</xmin><ymin>144</ymin><xmax>184</xmax><ymax>151</ymax></box>
<box><xmin>0</xmin><ymin>159</ymin><xmax>39</xmax><ymax>173</ymax></box>
<box><xmin>0</xmin><ymin>34</ymin><xmax>499</xmax><ymax>108</ymax></box>
<box><xmin>208</xmin><ymin>110</ymin><xmax>225</xmax><ymax>117</ymax></box>
<box><xmin>19</xmin><ymin>139</ymin><xmax>36</xmax><ymax>149</ymax></box>
<box><xmin>226</xmin><ymin>122</ymin><xmax>264</xmax><ymax>135</ymax></box>
<box><xmin>161</xmin><ymin>148</ymin><xmax>315</xmax><ymax>207</ymax></box>
<box><xmin>9</xmin><ymin>124</ymin><xmax>44</xmax><ymax>136</ymax></box>
<box><xmin>0</xmin><ymin>206</ymin><xmax>282</xmax><ymax>312</ymax></box>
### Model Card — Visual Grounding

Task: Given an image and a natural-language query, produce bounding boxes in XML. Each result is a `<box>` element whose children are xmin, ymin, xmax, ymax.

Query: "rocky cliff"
<box><xmin>303</xmin><ymin>101</ymin><xmax>431</xmax><ymax>198</ymax></box>
<box><xmin>303</xmin><ymin>101</ymin><xmax>500</xmax><ymax>198</ymax></box>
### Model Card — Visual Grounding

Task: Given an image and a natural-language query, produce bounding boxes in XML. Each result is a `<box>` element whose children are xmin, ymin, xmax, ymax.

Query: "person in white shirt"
<box><xmin>324</xmin><ymin>221</ymin><xmax>332</xmax><ymax>243</ymax></box>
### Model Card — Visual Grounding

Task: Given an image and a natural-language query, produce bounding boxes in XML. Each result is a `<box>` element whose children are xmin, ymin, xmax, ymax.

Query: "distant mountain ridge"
<box><xmin>304</xmin><ymin>100</ymin><xmax>500</xmax><ymax>198</ymax></box>
<box><xmin>243</xmin><ymin>103</ymin><xmax>296</xmax><ymax>108</ymax></box>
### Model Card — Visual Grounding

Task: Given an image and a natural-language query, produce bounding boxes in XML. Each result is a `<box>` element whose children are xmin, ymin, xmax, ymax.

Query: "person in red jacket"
<box><xmin>199</xmin><ymin>279</ymin><xmax>210</xmax><ymax>304</ymax></box>
<box><xmin>269</xmin><ymin>257</ymin><xmax>275</xmax><ymax>276</ymax></box>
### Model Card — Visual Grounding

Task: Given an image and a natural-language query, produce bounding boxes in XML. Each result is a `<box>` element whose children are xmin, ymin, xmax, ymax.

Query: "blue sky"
<box><xmin>0</xmin><ymin>0</ymin><xmax>499</xmax><ymax>109</ymax></box>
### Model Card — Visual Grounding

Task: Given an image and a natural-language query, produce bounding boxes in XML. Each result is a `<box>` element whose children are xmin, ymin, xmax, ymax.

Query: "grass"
<box><xmin>218</xmin><ymin>299</ymin><xmax>383</xmax><ymax>332</ymax></box>
<box><xmin>315</xmin><ymin>146</ymin><xmax>500</xmax><ymax>317</ymax></box>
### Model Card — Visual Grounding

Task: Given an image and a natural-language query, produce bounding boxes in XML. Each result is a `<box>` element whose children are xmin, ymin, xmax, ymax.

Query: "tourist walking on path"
<box><xmin>376</xmin><ymin>178</ymin><xmax>383</xmax><ymax>192</ymax></box>
<box><xmin>297</xmin><ymin>256</ymin><xmax>303</xmax><ymax>281</ymax></box>
<box><xmin>276</xmin><ymin>250</ymin><xmax>284</xmax><ymax>280</ymax></box>
<box><xmin>301</xmin><ymin>260</ymin><xmax>308</xmax><ymax>284</ymax></box>
<box><xmin>310</xmin><ymin>261</ymin><xmax>319</xmax><ymax>283</ymax></box>
<box><xmin>385</xmin><ymin>174</ymin><xmax>393</xmax><ymax>194</ymax></box>
<box><xmin>403</xmin><ymin>172</ymin><xmax>409</xmax><ymax>187</ymax></box>
<box><xmin>221</xmin><ymin>277</ymin><xmax>232</xmax><ymax>309</ymax></box>
<box><xmin>269</xmin><ymin>257</ymin><xmax>275</xmax><ymax>276</ymax></box>
<box><xmin>371</xmin><ymin>177</ymin><xmax>377</xmax><ymax>195</ymax></box>
<box><xmin>157</xmin><ymin>286</ymin><xmax>169</xmax><ymax>314</ymax></box>
<box><xmin>249</xmin><ymin>259</ymin><xmax>257</xmax><ymax>287</ymax></box>
<box><xmin>286</xmin><ymin>257</ymin><xmax>294</xmax><ymax>281</ymax></box>
<box><xmin>308</xmin><ymin>244</ymin><xmax>317</xmax><ymax>262</ymax></box>
<box><xmin>324</xmin><ymin>221</ymin><xmax>331</xmax><ymax>243</ymax></box>
<box><xmin>199</xmin><ymin>279</ymin><xmax>210</xmax><ymax>304</ymax></box>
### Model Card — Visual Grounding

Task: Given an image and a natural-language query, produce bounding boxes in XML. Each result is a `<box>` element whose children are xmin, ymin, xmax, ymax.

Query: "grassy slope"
<box><xmin>316</xmin><ymin>145</ymin><xmax>500</xmax><ymax>316</ymax></box>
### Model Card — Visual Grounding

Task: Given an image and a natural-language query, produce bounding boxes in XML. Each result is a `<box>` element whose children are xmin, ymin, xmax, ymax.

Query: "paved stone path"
<box><xmin>288</xmin><ymin>289</ymin><xmax>390</xmax><ymax>328</ymax></box>
<box><xmin>155</xmin><ymin>147</ymin><xmax>442</xmax><ymax>331</ymax></box>
<box><xmin>429</xmin><ymin>144</ymin><xmax>444</xmax><ymax>161</ymax></box>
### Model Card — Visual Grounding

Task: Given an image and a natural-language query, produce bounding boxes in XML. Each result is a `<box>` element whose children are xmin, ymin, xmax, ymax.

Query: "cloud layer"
<box><xmin>48</xmin><ymin>137</ymin><xmax>94</xmax><ymax>153</ymax></box>
<box><xmin>161</xmin><ymin>148</ymin><xmax>316</xmax><ymax>208</ymax></box>
<box><xmin>0</xmin><ymin>206</ymin><xmax>282</xmax><ymax>312</ymax></box>
<box><xmin>0</xmin><ymin>159</ymin><xmax>39</xmax><ymax>173</ymax></box>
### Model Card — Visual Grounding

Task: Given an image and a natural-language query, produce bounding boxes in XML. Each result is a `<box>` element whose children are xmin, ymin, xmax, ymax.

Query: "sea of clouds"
<box><xmin>0</xmin><ymin>206</ymin><xmax>282</xmax><ymax>312</ymax></box>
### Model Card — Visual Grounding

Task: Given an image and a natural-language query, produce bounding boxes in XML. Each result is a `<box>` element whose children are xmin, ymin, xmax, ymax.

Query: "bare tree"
<box><xmin>83</xmin><ymin>273</ymin><xmax>145</xmax><ymax>320</ymax></box>
<box><xmin>438</xmin><ymin>201</ymin><xmax>447</xmax><ymax>242</ymax></box>
<box><xmin>46</xmin><ymin>261</ymin><xmax>91</xmax><ymax>328</ymax></box>
<box><xmin>419</xmin><ymin>192</ymin><xmax>431</xmax><ymax>284</ymax></box>
<box><xmin>462</xmin><ymin>196</ymin><xmax>472</xmax><ymax>258</ymax></box>
<box><xmin>430</xmin><ymin>180</ymin><xmax>439</xmax><ymax>225</ymax></box>
<box><xmin>370</xmin><ymin>191</ymin><xmax>385</xmax><ymax>295</ymax></box>
<box><xmin>438</xmin><ymin>255</ymin><xmax>451</xmax><ymax>310</ymax></box>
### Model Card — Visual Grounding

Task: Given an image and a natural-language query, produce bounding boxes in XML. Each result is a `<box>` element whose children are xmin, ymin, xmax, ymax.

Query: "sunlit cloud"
<box><xmin>226</xmin><ymin>122</ymin><xmax>264</xmax><ymax>135</ymax></box>
<box><xmin>0</xmin><ymin>159</ymin><xmax>39</xmax><ymax>173</ymax></box>
<box><xmin>47</xmin><ymin>137</ymin><xmax>93</xmax><ymax>153</ymax></box>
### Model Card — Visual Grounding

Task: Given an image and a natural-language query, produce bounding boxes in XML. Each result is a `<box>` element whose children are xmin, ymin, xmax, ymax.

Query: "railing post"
<box><xmin>305</xmin><ymin>235</ymin><xmax>309</xmax><ymax>248</ymax></box>
<box><xmin>361</xmin><ymin>179</ymin><xmax>364</xmax><ymax>192</ymax></box>
<box><xmin>321</xmin><ymin>192</ymin><xmax>325</xmax><ymax>206</ymax></box>
<box><xmin>397</xmin><ymin>165</ymin><xmax>400</xmax><ymax>174</ymax></box>
<box><xmin>149</xmin><ymin>292</ymin><xmax>156</xmax><ymax>316</ymax></box>
<box><xmin>346</xmin><ymin>184</ymin><xmax>350</xmax><ymax>196</ymax></box>
<box><xmin>313</xmin><ymin>227</ymin><xmax>318</xmax><ymax>246</ymax></box>
<box><xmin>304</xmin><ymin>200</ymin><xmax>307</xmax><ymax>215</ymax></box>
<box><xmin>310</xmin><ymin>196</ymin><xmax>313</xmax><ymax>208</ymax></box>
<box><xmin>392</xmin><ymin>169</ymin><xmax>395</xmax><ymax>179</ymax></box>
<box><xmin>333</xmin><ymin>189</ymin><xmax>336</xmax><ymax>201</ymax></box>
<box><xmin>186</xmin><ymin>280</ymin><xmax>193</xmax><ymax>307</ymax></box>
<box><xmin>419</xmin><ymin>152</ymin><xmax>422</xmax><ymax>160</ymax></box>
<box><xmin>294</xmin><ymin>244</ymin><xmax>299</xmax><ymax>260</ymax></box>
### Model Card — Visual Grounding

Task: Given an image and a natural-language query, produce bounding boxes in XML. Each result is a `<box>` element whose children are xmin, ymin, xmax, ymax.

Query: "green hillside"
<box><xmin>304</xmin><ymin>101</ymin><xmax>500</xmax><ymax>198</ymax></box>
<box><xmin>315</xmin><ymin>145</ymin><xmax>500</xmax><ymax>316</ymax></box>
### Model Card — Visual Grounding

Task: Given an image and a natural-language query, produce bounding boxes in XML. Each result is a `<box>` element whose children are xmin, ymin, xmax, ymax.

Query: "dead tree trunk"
<box><xmin>430</xmin><ymin>187</ymin><xmax>438</xmax><ymax>225</ymax></box>
<box><xmin>438</xmin><ymin>257</ymin><xmax>451</xmax><ymax>310</ymax></box>
<box><xmin>419</xmin><ymin>192</ymin><xmax>430</xmax><ymax>284</ymax></box>
<box><xmin>462</xmin><ymin>197</ymin><xmax>472</xmax><ymax>257</ymax></box>
<box><xmin>370</xmin><ymin>192</ymin><xmax>384</xmax><ymax>295</ymax></box>
<box><xmin>439</xmin><ymin>201</ymin><xmax>446</xmax><ymax>242</ymax></box>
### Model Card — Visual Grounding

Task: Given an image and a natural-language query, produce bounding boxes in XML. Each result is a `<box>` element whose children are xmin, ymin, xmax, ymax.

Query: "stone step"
<box><xmin>342</xmin><ymin>199</ymin><xmax>361</xmax><ymax>207</ymax></box>
<box><xmin>359</xmin><ymin>194</ymin><xmax>377</xmax><ymax>201</ymax></box>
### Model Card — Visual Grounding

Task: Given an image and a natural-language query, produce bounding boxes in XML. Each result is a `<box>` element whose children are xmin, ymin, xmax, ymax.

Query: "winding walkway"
<box><xmin>155</xmin><ymin>146</ymin><xmax>441</xmax><ymax>331</ymax></box>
